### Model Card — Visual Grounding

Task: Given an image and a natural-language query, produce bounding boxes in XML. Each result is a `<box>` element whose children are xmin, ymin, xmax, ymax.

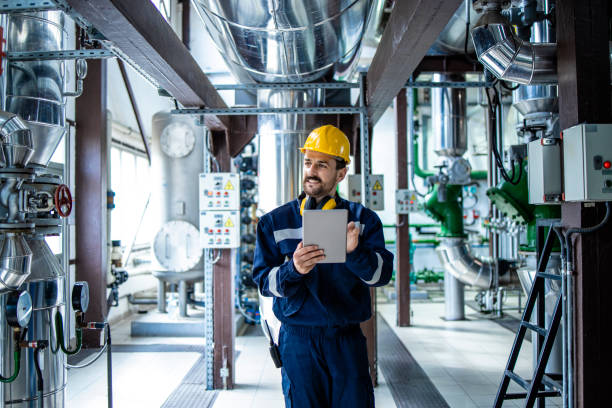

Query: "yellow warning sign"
<box><xmin>224</xmin><ymin>218</ymin><xmax>234</xmax><ymax>228</ymax></box>
<box><xmin>224</xmin><ymin>180</ymin><xmax>234</xmax><ymax>190</ymax></box>
<box><xmin>372</xmin><ymin>180</ymin><xmax>383</xmax><ymax>191</ymax></box>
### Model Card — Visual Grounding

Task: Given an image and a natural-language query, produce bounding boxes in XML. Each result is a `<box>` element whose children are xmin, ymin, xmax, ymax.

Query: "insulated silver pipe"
<box><xmin>436</xmin><ymin>238</ymin><xmax>495</xmax><ymax>289</ymax></box>
<box><xmin>432</xmin><ymin>73</ymin><xmax>467</xmax><ymax>157</ymax></box>
<box><xmin>471</xmin><ymin>11</ymin><xmax>556</xmax><ymax>84</ymax></box>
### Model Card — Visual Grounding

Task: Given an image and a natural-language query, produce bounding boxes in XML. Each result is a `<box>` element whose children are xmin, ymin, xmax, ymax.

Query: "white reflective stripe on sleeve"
<box><xmin>268</xmin><ymin>266</ymin><xmax>282</xmax><ymax>297</ymax></box>
<box><xmin>353</xmin><ymin>221</ymin><xmax>365</xmax><ymax>235</ymax></box>
<box><xmin>273</xmin><ymin>228</ymin><xmax>302</xmax><ymax>244</ymax></box>
<box><xmin>362</xmin><ymin>252</ymin><xmax>383</xmax><ymax>285</ymax></box>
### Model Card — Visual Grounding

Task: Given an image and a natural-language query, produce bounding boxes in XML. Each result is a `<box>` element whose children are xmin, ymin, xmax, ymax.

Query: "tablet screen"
<box><xmin>302</xmin><ymin>209</ymin><xmax>348</xmax><ymax>263</ymax></box>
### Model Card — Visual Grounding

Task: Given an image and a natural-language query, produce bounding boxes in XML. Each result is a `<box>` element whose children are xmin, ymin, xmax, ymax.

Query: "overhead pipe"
<box><xmin>471</xmin><ymin>6</ymin><xmax>556</xmax><ymax>84</ymax></box>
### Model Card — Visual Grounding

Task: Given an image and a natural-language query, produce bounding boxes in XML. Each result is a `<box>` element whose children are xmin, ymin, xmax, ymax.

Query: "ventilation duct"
<box><xmin>471</xmin><ymin>9</ymin><xmax>556</xmax><ymax>85</ymax></box>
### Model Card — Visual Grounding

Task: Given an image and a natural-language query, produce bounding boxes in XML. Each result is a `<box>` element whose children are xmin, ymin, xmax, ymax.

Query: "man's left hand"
<box><xmin>347</xmin><ymin>221</ymin><xmax>359</xmax><ymax>253</ymax></box>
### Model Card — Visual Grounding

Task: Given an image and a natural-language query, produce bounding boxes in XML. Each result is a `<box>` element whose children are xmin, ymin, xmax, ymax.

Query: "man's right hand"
<box><xmin>293</xmin><ymin>241</ymin><xmax>325</xmax><ymax>275</ymax></box>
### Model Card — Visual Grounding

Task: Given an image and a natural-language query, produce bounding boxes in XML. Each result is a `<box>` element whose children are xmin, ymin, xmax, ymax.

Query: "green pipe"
<box><xmin>55</xmin><ymin>312</ymin><xmax>83</xmax><ymax>356</ymax></box>
<box><xmin>410</xmin><ymin>223</ymin><xmax>441</xmax><ymax>228</ymax></box>
<box><xmin>0</xmin><ymin>350</ymin><xmax>21</xmax><ymax>383</ymax></box>
<box><xmin>423</xmin><ymin>184</ymin><xmax>466</xmax><ymax>238</ymax></box>
<box><xmin>412</xmin><ymin>239</ymin><xmax>440</xmax><ymax>245</ymax></box>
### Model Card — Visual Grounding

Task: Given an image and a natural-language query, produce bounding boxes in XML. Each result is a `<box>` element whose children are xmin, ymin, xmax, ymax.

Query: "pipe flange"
<box><xmin>0</xmin><ymin>167</ymin><xmax>36</xmax><ymax>181</ymax></box>
<box><xmin>0</xmin><ymin>222</ymin><xmax>36</xmax><ymax>231</ymax></box>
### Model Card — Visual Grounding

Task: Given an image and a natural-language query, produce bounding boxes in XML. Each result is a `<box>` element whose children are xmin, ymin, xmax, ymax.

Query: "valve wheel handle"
<box><xmin>54</xmin><ymin>184</ymin><xmax>72</xmax><ymax>217</ymax></box>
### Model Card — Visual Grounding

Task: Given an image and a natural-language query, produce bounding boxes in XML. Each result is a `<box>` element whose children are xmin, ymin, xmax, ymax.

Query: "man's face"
<box><xmin>302</xmin><ymin>150</ymin><xmax>348</xmax><ymax>199</ymax></box>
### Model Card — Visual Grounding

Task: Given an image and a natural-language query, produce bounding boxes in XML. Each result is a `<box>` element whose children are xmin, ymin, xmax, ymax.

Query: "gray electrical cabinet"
<box><xmin>563</xmin><ymin>123</ymin><xmax>612</xmax><ymax>202</ymax></box>
<box><xmin>348</xmin><ymin>174</ymin><xmax>384</xmax><ymax>210</ymax></box>
<box><xmin>528</xmin><ymin>139</ymin><xmax>562</xmax><ymax>204</ymax></box>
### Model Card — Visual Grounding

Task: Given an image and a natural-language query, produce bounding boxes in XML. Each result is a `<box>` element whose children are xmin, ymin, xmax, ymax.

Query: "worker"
<box><xmin>252</xmin><ymin>124</ymin><xmax>393</xmax><ymax>408</ymax></box>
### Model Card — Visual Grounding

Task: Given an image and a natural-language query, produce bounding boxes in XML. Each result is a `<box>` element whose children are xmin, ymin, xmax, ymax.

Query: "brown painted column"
<box><xmin>557</xmin><ymin>1</ymin><xmax>611</xmax><ymax>406</ymax></box>
<box><xmin>395</xmin><ymin>89</ymin><xmax>411</xmax><ymax>327</ymax></box>
<box><xmin>354</xmin><ymin>126</ymin><xmax>378</xmax><ymax>386</ymax></box>
<box><xmin>75</xmin><ymin>59</ymin><xmax>108</xmax><ymax>347</ymax></box>
<box><xmin>211</xmin><ymin>130</ymin><xmax>235</xmax><ymax>389</ymax></box>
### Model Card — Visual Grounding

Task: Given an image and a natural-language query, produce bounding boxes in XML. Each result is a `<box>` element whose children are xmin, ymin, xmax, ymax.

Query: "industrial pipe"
<box><xmin>471</xmin><ymin>9</ymin><xmax>556</xmax><ymax>84</ymax></box>
<box><xmin>0</xmin><ymin>111</ymin><xmax>33</xmax><ymax>168</ymax></box>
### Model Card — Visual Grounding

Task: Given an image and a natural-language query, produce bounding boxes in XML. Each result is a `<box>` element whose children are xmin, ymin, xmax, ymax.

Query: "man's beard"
<box><xmin>303</xmin><ymin>176</ymin><xmax>332</xmax><ymax>198</ymax></box>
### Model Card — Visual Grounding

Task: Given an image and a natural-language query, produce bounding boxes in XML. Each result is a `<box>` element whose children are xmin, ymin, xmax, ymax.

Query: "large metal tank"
<box><xmin>257</xmin><ymin>89</ymin><xmax>322</xmax><ymax>214</ymax></box>
<box><xmin>151</xmin><ymin>112</ymin><xmax>203</xmax><ymax>273</ymax></box>
<box><xmin>2</xmin><ymin>11</ymin><xmax>69</xmax><ymax>168</ymax></box>
<box><xmin>3</xmin><ymin>236</ymin><xmax>66</xmax><ymax>407</ymax></box>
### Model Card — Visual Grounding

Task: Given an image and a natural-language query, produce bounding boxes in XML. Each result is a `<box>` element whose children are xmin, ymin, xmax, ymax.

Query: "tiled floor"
<box><xmin>66</xmin><ymin>300</ymin><xmax>561</xmax><ymax>407</ymax></box>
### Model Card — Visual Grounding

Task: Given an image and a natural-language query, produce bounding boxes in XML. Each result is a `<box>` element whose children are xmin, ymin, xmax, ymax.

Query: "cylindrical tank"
<box><xmin>2</xmin><ymin>11</ymin><xmax>70</xmax><ymax>168</ymax></box>
<box><xmin>151</xmin><ymin>112</ymin><xmax>203</xmax><ymax>273</ymax></box>
<box><xmin>3</xmin><ymin>236</ymin><xmax>66</xmax><ymax>407</ymax></box>
<box><xmin>257</xmin><ymin>89</ymin><xmax>323</xmax><ymax>214</ymax></box>
<box><xmin>432</xmin><ymin>73</ymin><xmax>467</xmax><ymax>157</ymax></box>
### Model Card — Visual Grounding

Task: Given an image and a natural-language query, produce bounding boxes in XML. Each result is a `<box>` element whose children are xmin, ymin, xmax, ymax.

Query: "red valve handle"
<box><xmin>54</xmin><ymin>184</ymin><xmax>72</xmax><ymax>217</ymax></box>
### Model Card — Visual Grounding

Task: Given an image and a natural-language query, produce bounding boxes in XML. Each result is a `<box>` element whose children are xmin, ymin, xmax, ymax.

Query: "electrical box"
<box><xmin>563</xmin><ymin>124</ymin><xmax>612</xmax><ymax>202</ymax></box>
<box><xmin>528</xmin><ymin>138</ymin><xmax>562</xmax><ymax>204</ymax></box>
<box><xmin>348</xmin><ymin>174</ymin><xmax>384</xmax><ymax>210</ymax></box>
<box><xmin>199</xmin><ymin>173</ymin><xmax>240</xmax><ymax>211</ymax></box>
<box><xmin>396</xmin><ymin>190</ymin><xmax>419</xmax><ymax>214</ymax></box>
<box><xmin>199</xmin><ymin>210</ymin><xmax>240</xmax><ymax>248</ymax></box>
<box><xmin>199</xmin><ymin>173</ymin><xmax>240</xmax><ymax>248</ymax></box>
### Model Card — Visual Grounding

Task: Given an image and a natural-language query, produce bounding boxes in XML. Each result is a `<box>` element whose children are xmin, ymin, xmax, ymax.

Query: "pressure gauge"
<box><xmin>160</xmin><ymin>122</ymin><xmax>195</xmax><ymax>158</ymax></box>
<box><xmin>153</xmin><ymin>220</ymin><xmax>202</xmax><ymax>272</ymax></box>
<box><xmin>72</xmin><ymin>281</ymin><xmax>90</xmax><ymax>313</ymax></box>
<box><xmin>5</xmin><ymin>290</ymin><xmax>33</xmax><ymax>328</ymax></box>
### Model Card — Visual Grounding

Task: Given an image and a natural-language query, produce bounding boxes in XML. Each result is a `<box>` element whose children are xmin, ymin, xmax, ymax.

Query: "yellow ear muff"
<box><xmin>300</xmin><ymin>196</ymin><xmax>336</xmax><ymax>215</ymax></box>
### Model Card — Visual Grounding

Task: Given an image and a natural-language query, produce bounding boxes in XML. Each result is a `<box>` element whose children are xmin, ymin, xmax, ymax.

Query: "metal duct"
<box><xmin>471</xmin><ymin>10</ymin><xmax>556</xmax><ymax>85</ymax></box>
<box><xmin>257</xmin><ymin>89</ymin><xmax>322</xmax><ymax>214</ymax></box>
<box><xmin>432</xmin><ymin>73</ymin><xmax>467</xmax><ymax>157</ymax></box>
<box><xmin>436</xmin><ymin>237</ymin><xmax>495</xmax><ymax>289</ymax></box>
<box><xmin>0</xmin><ymin>234</ymin><xmax>32</xmax><ymax>294</ymax></box>
<box><xmin>2</xmin><ymin>11</ymin><xmax>69</xmax><ymax>167</ymax></box>
<box><xmin>0</xmin><ymin>112</ymin><xmax>33</xmax><ymax>168</ymax></box>
<box><xmin>192</xmin><ymin>0</ymin><xmax>376</xmax><ymax>83</ymax></box>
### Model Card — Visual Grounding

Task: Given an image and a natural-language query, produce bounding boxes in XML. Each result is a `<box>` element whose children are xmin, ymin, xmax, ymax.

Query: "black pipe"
<box><xmin>107</xmin><ymin>323</ymin><xmax>113</xmax><ymax>408</ymax></box>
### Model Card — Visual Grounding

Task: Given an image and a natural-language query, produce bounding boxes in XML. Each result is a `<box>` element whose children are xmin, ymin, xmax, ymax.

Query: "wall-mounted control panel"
<box><xmin>199</xmin><ymin>210</ymin><xmax>240</xmax><ymax>248</ymax></box>
<box><xmin>396</xmin><ymin>190</ymin><xmax>419</xmax><ymax>214</ymax></box>
<box><xmin>528</xmin><ymin>138</ymin><xmax>562</xmax><ymax>204</ymax></box>
<box><xmin>199</xmin><ymin>173</ymin><xmax>240</xmax><ymax>248</ymax></box>
<box><xmin>348</xmin><ymin>174</ymin><xmax>384</xmax><ymax>211</ymax></box>
<box><xmin>563</xmin><ymin>124</ymin><xmax>612</xmax><ymax>202</ymax></box>
<box><xmin>199</xmin><ymin>173</ymin><xmax>240</xmax><ymax>211</ymax></box>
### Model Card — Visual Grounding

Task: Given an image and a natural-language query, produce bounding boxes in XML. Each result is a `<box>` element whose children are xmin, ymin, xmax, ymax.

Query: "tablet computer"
<box><xmin>302</xmin><ymin>209</ymin><xmax>348</xmax><ymax>263</ymax></box>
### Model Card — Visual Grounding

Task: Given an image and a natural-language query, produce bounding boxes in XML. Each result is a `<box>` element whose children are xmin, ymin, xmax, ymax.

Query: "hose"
<box><xmin>0</xmin><ymin>350</ymin><xmax>21</xmax><ymax>383</ymax></box>
<box><xmin>55</xmin><ymin>311</ymin><xmax>83</xmax><ymax>355</ymax></box>
<box><xmin>34</xmin><ymin>346</ymin><xmax>44</xmax><ymax>408</ymax></box>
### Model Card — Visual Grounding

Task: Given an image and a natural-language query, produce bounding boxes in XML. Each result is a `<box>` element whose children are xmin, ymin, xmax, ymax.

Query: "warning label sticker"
<box><xmin>224</xmin><ymin>180</ymin><xmax>234</xmax><ymax>190</ymax></box>
<box><xmin>372</xmin><ymin>180</ymin><xmax>383</xmax><ymax>191</ymax></box>
<box><xmin>224</xmin><ymin>218</ymin><xmax>234</xmax><ymax>227</ymax></box>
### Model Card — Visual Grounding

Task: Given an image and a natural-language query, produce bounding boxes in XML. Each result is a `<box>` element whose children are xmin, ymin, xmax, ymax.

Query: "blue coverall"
<box><xmin>253</xmin><ymin>195</ymin><xmax>394</xmax><ymax>408</ymax></box>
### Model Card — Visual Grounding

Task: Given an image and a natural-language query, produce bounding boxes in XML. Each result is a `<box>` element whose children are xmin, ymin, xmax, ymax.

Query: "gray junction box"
<box><xmin>562</xmin><ymin>123</ymin><xmax>612</xmax><ymax>202</ymax></box>
<box><xmin>528</xmin><ymin>138</ymin><xmax>562</xmax><ymax>204</ymax></box>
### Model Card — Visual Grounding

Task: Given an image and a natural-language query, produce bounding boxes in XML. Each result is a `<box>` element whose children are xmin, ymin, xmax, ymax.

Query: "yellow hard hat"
<box><xmin>299</xmin><ymin>125</ymin><xmax>351</xmax><ymax>164</ymax></box>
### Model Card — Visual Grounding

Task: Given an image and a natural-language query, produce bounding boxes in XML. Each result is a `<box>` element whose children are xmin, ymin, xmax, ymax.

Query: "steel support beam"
<box><xmin>75</xmin><ymin>59</ymin><xmax>108</xmax><ymax>347</ymax></box>
<box><xmin>557</xmin><ymin>1</ymin><xmax>611</xmax><ymax>407</ymax></box>
<box><xmin>414</xmin><ymin>55</ymin><xmax>482</xmax><ymax>76</ymax></box>
<box><xmin>395</xmin><ymin>89</ymin><xmax>411</xmax><ymax>327</ymax></box>
<box><xmin>210</xmin><ymin>130</ymin><xmax>235</xmax><ymax>389</ymax></box>
<box><xmin>366</xmin><ymin>0</ymin><xmax>463</xmax><ymax>124</ymax></box>
<box><xmin>117</xmin><ymin>59</ymin><xmax>151</xmax><ymax>164</ymax></box>
<box><xmin>64</xmin><ymin>0</ymin><xmax>232</xmax><ymax>131</ymax></box>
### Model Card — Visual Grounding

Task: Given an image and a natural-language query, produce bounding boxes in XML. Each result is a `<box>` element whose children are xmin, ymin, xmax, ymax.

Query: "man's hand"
<box><xmin>347</xmin><ymin>221</ymin><xmax>359</xmax><ymax>253</ymax></box>
<box><xmin>293</xmin><ymin>241</ymin><xmax>325</xmax><ymax>275</ymax></box>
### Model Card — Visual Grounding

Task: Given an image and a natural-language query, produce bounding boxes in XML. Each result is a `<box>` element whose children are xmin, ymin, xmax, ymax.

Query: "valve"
<box><xmin>54</xmin><ymin>184</ymin><xmax>72</xmax><ymax>217</ymax></box>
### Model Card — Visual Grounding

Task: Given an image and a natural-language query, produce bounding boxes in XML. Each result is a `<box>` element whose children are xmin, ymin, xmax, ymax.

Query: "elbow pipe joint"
<box><xmin>0</xmin><ymin>111</ymin><xmax>34</xmax><ymax>168</ymax></box>
<box><xmin>424</xmin><ymin>184</ymin><xmax>465</xmax><ymax>238</ymax></box>
<box><xmin>471</xmin><ymin>11</ymin><xmax>556</xmax><ymax>84</ymax></box>
<box><xmin>436</xmin><ymin>237</ymin><xmax>495</xmax><ymax>289</ymax></box>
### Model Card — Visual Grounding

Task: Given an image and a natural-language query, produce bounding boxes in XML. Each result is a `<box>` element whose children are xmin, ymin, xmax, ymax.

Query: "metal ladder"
<box><xmin>494</xmin><ymin>222</ymin><xmax>563</xmax><ymax>407</ymax></box>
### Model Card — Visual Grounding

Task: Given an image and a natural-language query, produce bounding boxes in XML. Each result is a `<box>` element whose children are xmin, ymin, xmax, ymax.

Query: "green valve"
<box><xmin>423</xmin><ymin>184</ymin><xmax>466</xmax><ymax>238</ymax></box>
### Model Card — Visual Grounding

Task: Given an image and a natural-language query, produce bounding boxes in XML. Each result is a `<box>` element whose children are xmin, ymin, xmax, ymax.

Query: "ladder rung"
<box><xmin>536</xmin><ymin>272</ymin><xmax>562</xmax><ymax>281</ymax></box>
<box><xmin>521</xmin><ymin>321</ymin><xmax>548</xmax><ymax>336</ymax></box>
<box><xmin>506</xmin><ymin>370</ymin><xmax>528</xmax><ymax>390</ymax></box>
<box><xmin>505</xmin><ymin>391</ymin><xmax>561</xmax><ymax>400</ymax></box>
<box><xmin>504</xmin><ymin>393</ymin><xmax>527</xmax><ymax>400</ymax></box>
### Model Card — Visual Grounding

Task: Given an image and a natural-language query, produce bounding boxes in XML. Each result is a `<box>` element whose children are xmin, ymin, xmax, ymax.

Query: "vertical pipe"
<box><xmin>444</xmin><ymin>271</ymin><xmax>465</xmax><ymax>320</ymax></box>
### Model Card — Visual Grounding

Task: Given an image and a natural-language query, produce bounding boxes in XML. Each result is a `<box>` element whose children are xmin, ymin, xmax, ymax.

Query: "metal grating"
<box><xmin>161</xmin><ymin>354</ymin><xmax>218</xmax><ymax>408</ymax></box>
<box><xmin>112</xmin><ymin>344</ymin><xmax>206</xmax><ymax>353</ymax></box>
<box><xmin>378</xmin><ymin>313</ymin><xmax>450</xmax><ymax>408</ymax></box>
